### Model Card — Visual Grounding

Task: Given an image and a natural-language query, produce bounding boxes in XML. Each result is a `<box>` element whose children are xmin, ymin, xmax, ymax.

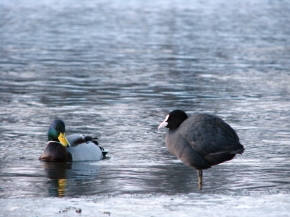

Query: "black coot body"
<box><xmin>158</xmin><ymin>110</ymin><xmax>244</xmax><ymax>188</ymax></box>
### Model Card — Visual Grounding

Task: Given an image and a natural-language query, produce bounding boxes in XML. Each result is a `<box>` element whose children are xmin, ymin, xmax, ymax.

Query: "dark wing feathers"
<box><xmin>180</xmin><ymin>114</ymin><xmax>244</xmax><ymax>158</ymax></box>
<box><xmin>67</xmin><ymin>134</ymin><xmax>99</xmax><ymax>147</ymax></box>
<box><xmin>67</xmin><ymin>134</ymin><xmax>107</xmax><ymax>157</ymax></box>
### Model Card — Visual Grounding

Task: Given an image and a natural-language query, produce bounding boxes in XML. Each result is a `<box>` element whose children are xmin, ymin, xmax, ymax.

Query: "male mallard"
<box><xmin>39</xmin><ymin>119</ymin><xmax>107</xmax><ymax>162</ymax></box>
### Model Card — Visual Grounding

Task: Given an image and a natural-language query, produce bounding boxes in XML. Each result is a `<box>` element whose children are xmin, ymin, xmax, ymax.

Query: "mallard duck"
<box><xmin>158</xmin><ymin>110</ymin><xmax>244</xmax><ymax>188</ymax></box>
<box><xmin>39</xmin><ymin>119</ymin><xmax>107</xmax><ymax>162</ymax></box>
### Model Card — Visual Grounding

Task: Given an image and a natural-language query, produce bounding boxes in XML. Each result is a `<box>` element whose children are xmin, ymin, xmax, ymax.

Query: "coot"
<box><xmin>158</xmin><ymin>110</ymin><xmax>244</xmax><ymax>188</ymax></box>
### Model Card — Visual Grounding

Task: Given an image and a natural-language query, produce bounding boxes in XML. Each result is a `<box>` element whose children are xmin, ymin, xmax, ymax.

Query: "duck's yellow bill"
<box><xmin>58</xmin><ymin>132</ymin><xmax>70</xmax><ymax>147</ymax></box>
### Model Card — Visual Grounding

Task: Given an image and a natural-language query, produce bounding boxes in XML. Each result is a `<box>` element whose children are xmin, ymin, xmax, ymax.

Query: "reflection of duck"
<box><xmin>44</xmin><ymin>162</ymin><xmax>70</xmax><ymax>197</ymax></box>
<box><xmin>47</xmin><ymin>178</ymin><xmax>67</xmax><ymax>197</ymax></box>
<box><xmin>39</xmin><ymin>119</ymin><xmax>108</xmax><ymax>162</ymax></box>
<box><xmin>43</xmin><ymin>161</ymin><xmax>101</xmax><ymax>197</ymax></box>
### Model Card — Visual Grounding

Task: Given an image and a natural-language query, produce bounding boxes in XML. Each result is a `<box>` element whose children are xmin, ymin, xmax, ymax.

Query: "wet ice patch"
<box><xmin>1</xmin><ymin>193</ymin><xmax>289</xmax><ymax>217</ymax></box>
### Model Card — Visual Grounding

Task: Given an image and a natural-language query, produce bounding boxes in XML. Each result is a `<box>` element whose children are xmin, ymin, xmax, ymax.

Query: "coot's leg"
<box><xmin>198</xmin><ymin>170</ymin><xmax>203</xmax><ymax>190</ymax></box>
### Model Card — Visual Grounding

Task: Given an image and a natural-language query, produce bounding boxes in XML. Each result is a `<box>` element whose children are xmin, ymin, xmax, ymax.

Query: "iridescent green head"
<box><xmin>48</xmin><ymin>119</ymin><xmax>70</xmax><ymax>147</ymax></box>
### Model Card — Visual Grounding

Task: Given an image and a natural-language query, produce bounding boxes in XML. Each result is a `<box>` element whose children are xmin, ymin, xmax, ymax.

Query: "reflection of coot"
<box><xmin>158</xmin><ymin>110</ymin><xmax>244</xmax><ymax>188</ymax></box>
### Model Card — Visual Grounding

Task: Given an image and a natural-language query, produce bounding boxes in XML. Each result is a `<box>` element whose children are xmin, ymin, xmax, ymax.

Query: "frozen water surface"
<box><xmin>1</xmin><ymin>0</ymin><xmax>290</xmax><ymax>216</ymax></box>
<box><xmin>1</xmin><ymin>193</ymin><xmax>290</xmax><ymax>217</ymax></box>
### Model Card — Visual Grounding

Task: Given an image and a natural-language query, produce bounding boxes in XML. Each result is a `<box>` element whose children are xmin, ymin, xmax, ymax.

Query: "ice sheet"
<box><xmin>1</xmin><ymin>193</ymin><xmax>289</xmax><ymax>217</ymax></box>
